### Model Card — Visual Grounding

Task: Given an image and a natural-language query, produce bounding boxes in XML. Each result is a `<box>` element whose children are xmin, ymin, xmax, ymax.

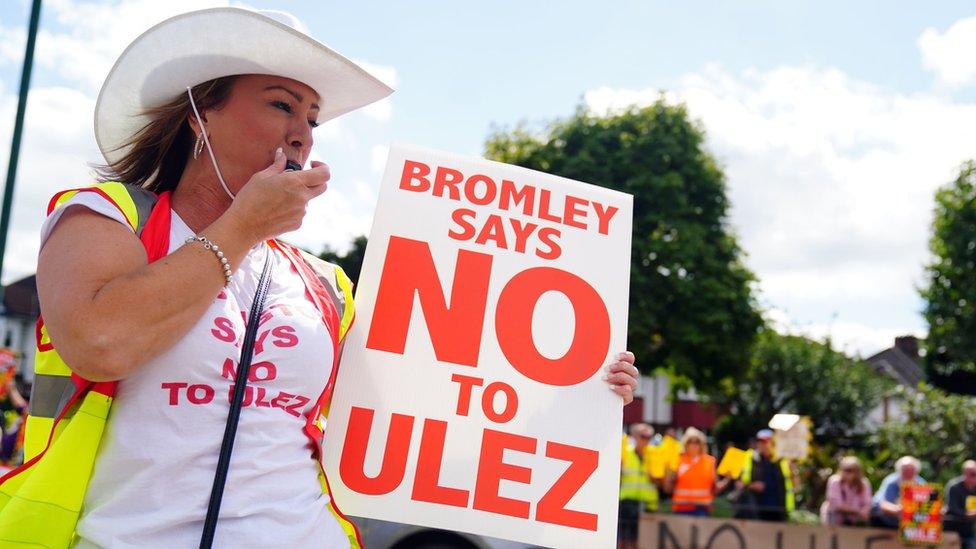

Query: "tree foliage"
<box><xmin>319</xmin><ymin>235</ymin><xmax>368</xmax><ymax>285</ymax></box>
<box><xmin>712</xmin><ymin>329</ymin><xmax>889</xmax><ymax>446</ymax></box>
<box><xmin>921</xmin><ymin>161</ymin><xmax>976</xmax><ymax>394</ymax></box>
<box><xmin>872</xmin><ymin>384</ymin><xmax>976</xmax><ymax>483</ymax></box>
<box><xmin>484</xmin><ymin>101</ymin><xmax>761</xmax><ymax>392</ymax></box>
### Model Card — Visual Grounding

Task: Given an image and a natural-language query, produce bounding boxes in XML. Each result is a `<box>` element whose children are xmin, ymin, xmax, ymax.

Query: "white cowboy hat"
<box><xmin>95</xmin><ymin>7</ymin><xmax>394</xmax><ymax>165</ymax></box>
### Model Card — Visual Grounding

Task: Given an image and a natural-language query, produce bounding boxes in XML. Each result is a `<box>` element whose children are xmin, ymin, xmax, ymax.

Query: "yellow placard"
<box><xmin>716</xmin><ymin>447</ymin><xmax>748</xmax><ymax>479</ymax></box>
<box><xmin>967</xmin><ymin>496</ymin><xmax>976</xmax><ymax>512</ymax></box>
<box><xmin>660</xmin><ymin>435</ymin><xmax>682</xmax><ymax>471</ymax></box>
<box><xmin>646</xmin><ymin>445</ymin><xmax>666</xmax><ymax>479</ymax></box>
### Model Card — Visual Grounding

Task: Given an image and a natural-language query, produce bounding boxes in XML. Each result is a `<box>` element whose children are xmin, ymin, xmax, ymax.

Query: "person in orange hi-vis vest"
<box><xmin>665</xmin><ymin>428</ymin><xmax>730</xmax><ymax>516</ymax></box>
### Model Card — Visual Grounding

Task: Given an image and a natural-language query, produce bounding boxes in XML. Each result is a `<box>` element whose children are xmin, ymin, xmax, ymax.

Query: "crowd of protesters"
<box><xmin>618</xmin><ymin>423</ymin><xmax>976</xmax><ymax>549</ymax></box>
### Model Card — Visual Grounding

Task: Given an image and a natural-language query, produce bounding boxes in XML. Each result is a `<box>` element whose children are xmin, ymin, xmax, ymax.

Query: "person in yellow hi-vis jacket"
<box><xmin>619</xmin><ymin>423</ymin><xmax>658</xmax><ymax>549</ymax></box>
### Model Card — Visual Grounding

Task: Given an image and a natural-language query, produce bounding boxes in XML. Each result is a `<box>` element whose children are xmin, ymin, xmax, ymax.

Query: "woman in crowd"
<box><xmin>667</xmin><ymin>428</ymin><xmax>727</xmax><ymax>516</ymax></box>
<box><xmin>821</xmin><ymin>456</ymin><xmax>872</xmax><ymax>526</ymax></box>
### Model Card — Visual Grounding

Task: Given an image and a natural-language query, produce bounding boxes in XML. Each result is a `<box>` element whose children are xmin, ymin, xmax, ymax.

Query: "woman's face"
<box><xmin>195</xmin><ymin>74</ymin><xmax>320</xmax><ymax>193</ymax></box>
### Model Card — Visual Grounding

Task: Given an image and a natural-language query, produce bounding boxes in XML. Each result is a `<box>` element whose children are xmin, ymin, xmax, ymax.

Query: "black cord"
<box><xmin>200</xmin><ymin>251</ymin><xmax>274</xmax><ymax>548</ymax></box>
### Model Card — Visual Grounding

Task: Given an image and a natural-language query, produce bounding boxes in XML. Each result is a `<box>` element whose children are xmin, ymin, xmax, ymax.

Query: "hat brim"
<box><xmin>95</xmin><ymin>7</ymin><xmax>393</xmax><ymax>165</ymax></box>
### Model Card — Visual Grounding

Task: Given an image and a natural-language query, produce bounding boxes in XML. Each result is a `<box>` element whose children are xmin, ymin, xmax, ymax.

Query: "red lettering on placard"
<box><xmin>537</xmin><ymin>189</ymin><xmax>562</xmax><ymax>224</ymax></box>
<box><xmin>482</xmin><ymin>381</ymin><xmax>518</xmax><ymax>423</ymax></box>
<box><xmin>499</xmin><ymin>179</ymin><xmax>534</xmax><ymax>216</ymax></box>
<box><xmin>510</xmin><ymin>219</ymin><xmax>538</xmax><ymax>254</ymax></box>
<box><xmin>412</xmin><ymin>419</ymin><xmax>469</xmax><ymax>507</ymax></box>
<box><xmin>161</xmin><ymin>382</ymin><xmax>188</xmax><ymax>405</ymax></box>
<box><xmin>340</xmin><ymin>406</ymin><xmax>414</xmax><ymax>495</ymax></box>
<box><xmin>211</xmin><ymin>316</ymin><xmax>236</xmax><ymax>343</ymax></box>
<box><xmin>450</xmin><ymin>373</ymin><xmax>484</xmax><ymax>416</ymax></box>
<box><xmin>592</xmin><ymin>202</ymin><xmax>619</xmax><ymax>235</ymax></box>
<box><xmin>536</xmin><ymin>442</ymin><xmax>599</xmax><ymax>530</ymax></box>
<box><xmin>433</xmin><ymin>166</ymin><xmax>463</xmax><ymax>200</ymax></box>
<box><xmin>536</xmin><ymin>227</ymin><xmax>562</xmax><ymax>260</ymax></box>
<box><xmin>400</xmin><ymin>159</ymin><xmax>431</xmax><ymax>192</ymax></box>
<box><xmin>496</xmin><ymin>267</ymin><xmax>610</xmax><ymax>386</ymax></box>
<box><xmin>366</xmin><ymin>237</ymin><xmax>492</xmax><ymax>367</ymax></box>
<box><xmin>475</xmin><ymin>215</ymin><xmax>507</xmax><ymax>249</ymax></box>
<box><xmin>464</xmin><ymin>174</ymin><xmax>497</xmax><ymax>206</ymax></box>
<box><xmin>449</xmin><ymin>208</ymin><xmax>477</xmax><ymax>241</ymax></box>
<box><xmin>473</xmin><ymin>429</ymin><xmax>536</xmax><ymax>519</ymax></box>
<box><xmin>563</xmin><ymin>196</ymin><xmax>588</xmax><ymax>230</ymax></box>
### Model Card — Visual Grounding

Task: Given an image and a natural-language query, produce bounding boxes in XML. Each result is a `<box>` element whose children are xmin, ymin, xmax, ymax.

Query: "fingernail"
<box><xmin>275</xmin><ymin>147</ymin><xmax>284</xmax><ymax>160</ymax></box>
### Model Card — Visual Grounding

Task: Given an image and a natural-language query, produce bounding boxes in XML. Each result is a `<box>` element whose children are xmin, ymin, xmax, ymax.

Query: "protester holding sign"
<box><xmin>820</xmin><ymin>456</ymin><xmax>872</xmax><ymax>526</ymax></box>
<box><xmin>944</xmin><ymin>460</ymin><xmax>976</xmax><ymax>549</ymax></box>
<box><xmin>871</xmin><ymin>456</ymin><xmax>924</xmax><ymax>529</ymax></box>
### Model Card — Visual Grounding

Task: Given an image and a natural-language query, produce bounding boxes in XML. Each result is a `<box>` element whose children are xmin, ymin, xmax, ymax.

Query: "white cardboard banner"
<box><xmin>323</xmin><ymin>143</ymin><xmax>633</xmax><ymax>548</ymax></box>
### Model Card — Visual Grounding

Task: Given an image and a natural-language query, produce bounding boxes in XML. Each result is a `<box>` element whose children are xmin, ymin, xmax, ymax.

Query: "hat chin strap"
<box><xmin>187</xmin><ymin>87</ymin><xmax>235</xmax><ymax>200</ymax></box>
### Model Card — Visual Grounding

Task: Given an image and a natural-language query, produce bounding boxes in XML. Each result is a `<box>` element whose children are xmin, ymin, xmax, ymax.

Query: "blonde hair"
<box><xmin>838</xmin><ymin>456</ymin><xmax>865</xmax><ymax>493</ymax></box>
<box><xmin>681</xmin><ymin>427</ymin><xmax>706</xmax><ymax>447</ymax></box>
<box><xmin>94</xmin><ymin>76</ymin><xmax>238</xmax><ymax>192</ymax></box>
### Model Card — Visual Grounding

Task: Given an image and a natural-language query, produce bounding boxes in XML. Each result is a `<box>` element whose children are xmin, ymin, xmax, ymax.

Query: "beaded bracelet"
<box><xmin>186</xmin><ymin>235</ymin><xmax>233</xmax><ymax>286</ymax></box>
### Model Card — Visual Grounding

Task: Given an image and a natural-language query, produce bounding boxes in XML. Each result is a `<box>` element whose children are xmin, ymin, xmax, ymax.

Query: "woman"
<box><xmin>666</xmin><ymin>428</ymin><xmax>726</xmax><ymax>516</ymax></box>
<box><xmin>0</xmin><ymin>8</ymin><xmax>640</xmax><ymax>548</ymax></box>
<box><xmin>821</xmin><ymin>456</ymin><xmax>872</xmax><ymax>526</ymax></box>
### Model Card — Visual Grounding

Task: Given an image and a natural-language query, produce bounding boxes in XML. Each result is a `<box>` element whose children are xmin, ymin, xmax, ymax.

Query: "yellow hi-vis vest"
<box><xmin>0</xmin><ymin>182</ymin><xmax>361</xmax><ymax>548</ymax></box>
<box><xmin>620</xmin><ymin>440</ymin><xmax>659</xmax><ymax>511</ymax></box>
<box><xmin>740</xmin><ymin>449</ymin><xmax>795</xmax><ymax>513</ymax></box>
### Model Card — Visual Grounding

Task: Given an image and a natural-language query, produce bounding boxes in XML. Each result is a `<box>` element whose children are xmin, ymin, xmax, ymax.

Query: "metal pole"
<box><xmin>0</xmin><ymin>0</ymin><xmax>43</xmax><ymax>297</ymax></box>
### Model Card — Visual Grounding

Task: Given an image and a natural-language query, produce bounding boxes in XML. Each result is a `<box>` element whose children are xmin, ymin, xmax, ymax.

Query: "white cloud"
<box><xmin>918</xmin><ymin>15</ymin><xmax>976</xmax><ymax>87</ymax></box>
<box><xmin>586</xmin><ymin>63</ymin><xmax>976</xmax><ymax>352</ymax></box>
<box><xmin>352</xmin><ymin>59</ymin><xmax>398</xmax><ymax>122</ymax></box>
<box><xmin>767</xmin><ymin>308</ymin><xmax>919</xmax><ymax>357</ymax></box>
<box><xmin>370</xmin><ymin>144</ymin><xmax>389</xmax><ymax>174</ymax></box>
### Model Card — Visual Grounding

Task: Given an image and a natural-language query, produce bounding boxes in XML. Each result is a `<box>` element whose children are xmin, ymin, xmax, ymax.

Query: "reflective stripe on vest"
<box><xmin>620</xmin><ymin>443</ymin><xmax>658</xmax><ymax>510</ymax></box>
<box><xmin>740</xmin><ymin>449</ymin><xmax>794</xmax><ymax>513</ymax></box>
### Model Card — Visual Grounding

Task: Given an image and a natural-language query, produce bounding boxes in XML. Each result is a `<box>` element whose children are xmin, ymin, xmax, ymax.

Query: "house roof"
<box><xmin>867</xmin><ymin>346</ymin><xmax>925</xmax><ymax>387</ymax></box>
<box><xmin>2</xmin><ymin>275</ymin><xmax>39</xmax><ymax>318</ymax></box>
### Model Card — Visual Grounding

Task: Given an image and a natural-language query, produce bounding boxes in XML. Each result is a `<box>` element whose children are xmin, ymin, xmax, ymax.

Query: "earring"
<box><xmin>193</xmin><ymin>132</ymin><xmax>205</xmax><ymax>159</ymax></box>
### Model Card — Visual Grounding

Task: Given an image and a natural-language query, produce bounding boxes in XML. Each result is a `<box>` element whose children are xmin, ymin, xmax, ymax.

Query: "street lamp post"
<box><xmin>0</xmin><ymin>0</ymin><xmax>43</xmax><ymax>303</ymax></box>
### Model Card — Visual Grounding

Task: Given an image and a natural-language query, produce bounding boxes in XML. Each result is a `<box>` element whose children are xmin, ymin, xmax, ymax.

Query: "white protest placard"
<box><xmin>323</xmin><ymin>143</ymin><xmax>633</xmax><ymax>548</ymax></box>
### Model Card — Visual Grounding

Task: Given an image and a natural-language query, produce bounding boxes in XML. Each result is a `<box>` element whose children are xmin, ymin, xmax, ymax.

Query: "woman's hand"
<box><xmin>224</xmin><ymin>147</ymin><xmax>330</xmax><ymax>244</ymax></box>
<box><xmin>604</xmin><ymin>351</ymin><xmax>639</xmax><ymax>404</ymax></box>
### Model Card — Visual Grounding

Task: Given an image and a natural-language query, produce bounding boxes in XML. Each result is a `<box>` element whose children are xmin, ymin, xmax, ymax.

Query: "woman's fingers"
<box><xmin>610</xmin><ymin>382</ymin><xmax>634</xmax><ymax>404</ymax></box>
<box><xmin>606</xmin><ymin>360</ymin><xmax>639</xmax><ymax>379</ymax></box>
<box><xmin>603</xmin><ymin>351</ymin><xmax>638</xmax><ymax>405</ymax></box>
<box><xmin>604</xmin><ymin>371</ymin><xmax>638</xmax><ymax>389</ymax></box>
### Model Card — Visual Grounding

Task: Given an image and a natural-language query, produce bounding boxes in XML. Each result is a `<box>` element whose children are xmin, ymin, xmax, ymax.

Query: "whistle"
<box><xmin>285</xmin><ymin>160</ymin><xmax>302</xmax><ymax>172</ymax></box>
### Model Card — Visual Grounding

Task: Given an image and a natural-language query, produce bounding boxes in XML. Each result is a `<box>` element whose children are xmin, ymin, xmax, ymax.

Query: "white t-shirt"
<box><xmin>41</xmin><ymin>194</ymin><xmax>350</xmax><ymax>548</ymax></box>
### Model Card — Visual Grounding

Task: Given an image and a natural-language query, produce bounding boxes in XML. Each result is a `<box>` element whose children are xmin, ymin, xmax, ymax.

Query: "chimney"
<box><xmin>894</xmin><ymin>336</ymin><xmax>919</xmax><ymax>360</ymax></box>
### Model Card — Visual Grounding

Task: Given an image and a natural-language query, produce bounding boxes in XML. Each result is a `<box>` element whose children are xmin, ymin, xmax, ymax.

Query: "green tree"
<box><xmin>872</xmin><ymin>384</ymin><xmax>976</xmax><ymax>483</ymax></box>
<box><xmin>319</xmin><ymin>235</ymin><xmax>368</xmax><ymax>285</ymax></box>
<box><xmin>712</xmin><ymin>329</ymin><xmax>889</xmax><ymax>446</ymax></box>
<box><xmin>921</xmin><ymin>161</ymin><xmax>976</xmax><ymax>394</ymax></box>
<box><xmin>485</xmin><ymin>100</ymin><xmax>762</xmax><ymax>392</ymax></box>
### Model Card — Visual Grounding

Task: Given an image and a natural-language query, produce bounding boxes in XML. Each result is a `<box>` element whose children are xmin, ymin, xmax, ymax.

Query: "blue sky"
<box><xmin>2</xmin><ymin>0</ymin><xmax>976</xmax><ymax>355</ymax></box>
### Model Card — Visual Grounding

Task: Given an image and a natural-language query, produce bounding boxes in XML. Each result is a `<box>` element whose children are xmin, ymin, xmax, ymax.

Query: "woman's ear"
<box><xmin>187</xmin><ymin>112</ymin><xmax>207</xmax><ymax>136</ymax></box>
